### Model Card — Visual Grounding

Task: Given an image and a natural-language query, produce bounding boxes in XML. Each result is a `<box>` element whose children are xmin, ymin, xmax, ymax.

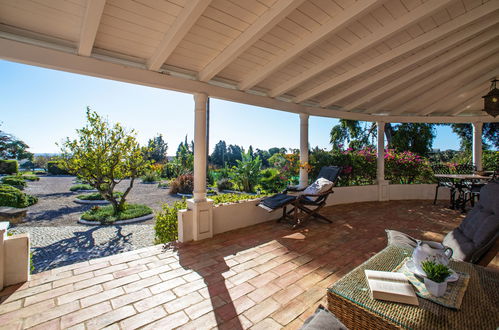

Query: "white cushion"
<box><xmin>302</xmin><ymin>178</ymin><xmax>334</xmax><ymax>195</ymax></box>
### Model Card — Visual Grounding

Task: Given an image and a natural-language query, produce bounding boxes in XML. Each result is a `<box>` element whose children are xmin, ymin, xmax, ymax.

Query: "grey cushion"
<box><xmin>443</xmin><ymin>181</ymin><xmax>499</xmax><ymax>262</ymax></box>
<box><xmin>300</xmin><ymin>305</ymin><xmax>348</xmax><ymax>330</ymax></box>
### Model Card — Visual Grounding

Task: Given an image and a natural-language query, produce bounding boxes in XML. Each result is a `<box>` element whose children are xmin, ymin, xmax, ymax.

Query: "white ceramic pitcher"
<box><xmin>412</xmin><ymin>241</ymin><xmax>453</xmax><ymax>274</ymax></box>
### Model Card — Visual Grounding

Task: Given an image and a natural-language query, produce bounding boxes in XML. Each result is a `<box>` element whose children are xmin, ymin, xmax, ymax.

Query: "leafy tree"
<box><xmin>230</xmin><ymin>151</ymin><xmax>261</xmax><ymax>192</ymax></box>
<box><xmin>226</xmin><ymin>144</ymin><xmax>243</xmax><ymax>166</ymax></box>
<box><xmin>175</xmin><ymin>136</ymin><xmax>194</xmax><ymax>172</ymax></box>
<box><xmin>449</xmin><ymin>123</ymin><xmax>498</xmax><ymax>151</ymax></box>
<box><xmin>210</xmin><ymin>140</ymin><xmax>227</xmax><ymax>167</ymax></box>
<box><xmin>268</xmin><ymin>147</ymin><xmax>287</xmax><ymax>156</ymax></box>
<box><xmin>59</xmin><ymin>108</ymin><xmax>150</xmax><ymax>215</ymax></box>
<box><xmin>0</xmin><ymin>126</ymin><xmax>33</xmax><ymax>160</ymax></box>
<box><xmin>254</xmin><ymin>148</ymin><xmax>271</xmax><ymax>167</ymax></box>
<box><xmin>33</xmin><ymin>155</ymin><xmax>53</xmax><ymax>170</ymax></box>
<box><xmin>330</xmin><ymin>120</ymin><xmax>373</xmax><ymax>150</ymax></box>
<box><xmin>248</xmin><ymin>145</ymin><xmax>254</xmax><ymax>158</ymax></box>
<box><xmin>390</xmin><ymin>123</ymin><xmax>435</xmax><ymax>157</ymax></box>
<box><xmin>145</xmin><ymin>134</ymin><xmax>168</xmax><ymax>163</ymax></box>
<box><xmin>330</xmin><ymin>120</ymin><xmax>435</xmax><ymax>156</ymax></box>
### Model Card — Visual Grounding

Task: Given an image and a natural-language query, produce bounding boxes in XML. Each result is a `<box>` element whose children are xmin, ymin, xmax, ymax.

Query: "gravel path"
<box><xmin>8</xmin><ymin>175</ymin><xmax>182</xmax><ymax>273</ymax></box>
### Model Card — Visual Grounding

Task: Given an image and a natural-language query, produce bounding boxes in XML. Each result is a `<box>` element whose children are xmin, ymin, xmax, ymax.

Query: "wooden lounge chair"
<box><xmin>259</xmin><ymin>166</ymin><xmax>341</xmax><ymax>228</ymax></box>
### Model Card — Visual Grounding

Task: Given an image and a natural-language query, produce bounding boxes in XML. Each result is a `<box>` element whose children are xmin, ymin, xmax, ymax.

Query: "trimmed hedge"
<box><xmin>70</xmin><ymin>184</ymin><xmax>94</xmax><ymax>191</ymax></box>
<box><xmin>76</xmin><ymin>191</ymin><xmax>123</xmax><ymax>200</ymax></box>
<box><xmin>1</xmin><ymin>177</ymin><xmax>27</xmax><ymax>190</ymax></box>
<box><xmin>0</xmin><ymin>160</ymin><xmax>18</xmax><ymax>174</ymax></box>
<box><xmin>0</xmin><ymin>184</ymin><xmax>38</xmax><ymax>208</ymax></box>
<box><xmin>21</xmin><ymin>175</ymin><xmax>40</xmax><ymax>181</ymax></box>
<box><xmin>81</xmin><ymin>204</ymin><xmax>152</xmax><ymax>224</ymax></box>
<box><xmin>47</xmin><ymin>161</ymin><xmax>70</xmax><ymax>175</ymax></box>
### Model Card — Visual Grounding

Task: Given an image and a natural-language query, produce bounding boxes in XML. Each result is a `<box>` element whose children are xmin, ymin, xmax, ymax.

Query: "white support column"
<box><xmin>376</xmin><ymin>122</ymin><xmax>389</xmax><ymax>201</ymax></box>
<box><xmin>472</xmin><ymin>122</ymin><xmax>483</xmax><ymax>171</ymax></box>
<box><xmin>186</xmin><ymin>92</ymin><xmax>213</xmax><ymax>241</ymax></box>
<box><xmin>299</xmin><ymin>113</ymin><xmax>309</xmax><ymax>188</ymax></box>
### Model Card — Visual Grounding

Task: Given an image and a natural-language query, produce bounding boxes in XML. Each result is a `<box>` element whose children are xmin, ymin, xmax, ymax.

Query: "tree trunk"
<box><xmin>384</xmin><ymin>123</ymin><xmax>393</xmax><ymax>147</ymax></box>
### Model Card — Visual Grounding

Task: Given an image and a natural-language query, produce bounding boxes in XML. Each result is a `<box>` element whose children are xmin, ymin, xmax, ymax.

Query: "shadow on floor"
<box><xmin>32</xmin><ymin>226</ymin><xmax>132</xmax><ymax>273</ymax></box>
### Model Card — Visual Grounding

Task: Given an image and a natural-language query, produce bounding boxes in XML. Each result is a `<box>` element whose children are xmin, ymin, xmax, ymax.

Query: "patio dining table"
<box><xmin>434</xmin><ymin>174</ymin><xmax>491</xmax><ymax>212</ymax></box>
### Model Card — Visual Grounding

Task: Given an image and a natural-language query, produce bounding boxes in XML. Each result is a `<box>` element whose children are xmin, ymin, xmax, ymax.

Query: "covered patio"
<box><xmin>0</xmin><ymin>201</ymin><xmax>466</xmax><ymax>329</ymax></box>
<box><xmin>0</xmin><ymin>0</ymin><xmax>498</xmax><ymax>328</ymax></box>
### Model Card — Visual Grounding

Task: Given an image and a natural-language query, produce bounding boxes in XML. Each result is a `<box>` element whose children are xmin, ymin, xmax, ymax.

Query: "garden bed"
<box><xmin>78</xmin><ymin>204</ymin><xmax>153</xmax><ymax>225</ymax></box>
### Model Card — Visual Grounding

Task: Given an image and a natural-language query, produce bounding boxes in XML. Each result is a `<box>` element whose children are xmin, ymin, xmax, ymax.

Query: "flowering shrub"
<box><xmin>269</xmin><ymin>153</ymin><xmax>300</xmax><ymax>186</ymax></box>
<box><xmin>308</xmin><ymin>147</ymin><xmax>434</xmax><ymax>186</ymax></box>
<box><xmin>385</xmin><ymin>149</ymin><xmax>433</xmax><ymax>184</ymax></box>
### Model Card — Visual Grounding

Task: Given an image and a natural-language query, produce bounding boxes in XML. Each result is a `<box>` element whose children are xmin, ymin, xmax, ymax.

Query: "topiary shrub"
<box><xmin>21</xmin><ymin>175</ymin><xmax>40</xmax><ymax>181</ymax></box>
<box><xmin>1</xmin><ymin>176</ymin><xmax>27</xmax><ymax>190</ymax></box>
<box><xmin>169</xmin><ymin>174</ymin><xmax>194</xmax><ymax>194</ymax></box>
<box><xmin>70</xmin><ymin>184</ymin><xmax>94</xmax><ymax>191</ymax></box>
<box><xmin>0</xmin><ymin>160</ymin><xmax>18</xmax><ymax>174</ymax></box>
<box><xmin>81</xmin><ymin>203</ymin><xmax>152</xmax><ymax>224</ymax></box>
<box><xmin>47</xmin><ymin>161</ymin><xmax>70</xmax><ymax>175</ymax></box>
<box><xmin>77</xmin><ymin>192</ymin><xmax>123</xmax><ymax>200</ymax></box>
<box><xmin>0</xmin><ymin>184</ymin><xmax>38</xmax><ymax>208</ymax></box>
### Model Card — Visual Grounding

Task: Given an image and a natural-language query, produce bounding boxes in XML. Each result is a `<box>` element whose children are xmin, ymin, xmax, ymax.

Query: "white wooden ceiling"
<box><xmin>1</xmin><ymin>0</ymin><xmax>498</xmax><ymax>122</ymax></box>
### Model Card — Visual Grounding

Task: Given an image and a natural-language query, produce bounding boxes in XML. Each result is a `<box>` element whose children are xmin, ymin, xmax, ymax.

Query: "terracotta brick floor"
<box><xmin>0</xmin><ymin>200</ymin><xmax>465</xmax><ymax>329</ymax></box>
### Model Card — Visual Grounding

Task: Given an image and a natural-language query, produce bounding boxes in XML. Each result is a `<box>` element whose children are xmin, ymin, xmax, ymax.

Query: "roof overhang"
<box><xmin>1</xmin><ymin>0</ymin><xmax>498</xmax><ymax>123</ymax></box>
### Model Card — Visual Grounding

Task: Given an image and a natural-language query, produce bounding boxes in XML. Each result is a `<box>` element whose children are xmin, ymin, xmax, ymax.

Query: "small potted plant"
<box><xmin>421</xmin><ymin>260</ymin><xmax>452</xmax><ymax>297</ymax></box>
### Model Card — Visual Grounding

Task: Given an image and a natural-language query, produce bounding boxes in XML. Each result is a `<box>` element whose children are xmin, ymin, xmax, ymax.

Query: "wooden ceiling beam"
<box><xmin>78</xmin><ymin>0</ymin><xmax>106</xmax><ymax>56</ymax></box>
<box><xmin>198</xmin><ymin>0</ymin><xmax>306</xmax><ymax>82</ymax></box>
<box><xmin>446</xmin><ymin>80</ymin><xmax>497</xmax><ymax>116</ymax></box>
<box><xmin>313</xmin><ymin>18</ymin><xmax>499</xmax><ymax>107</ymax></box>
<box><xmin>147</xmin><ymin>0</ymin><xmax>211</xmax><ymax>71</ymax></box>
<box><xmin>425</xmin><ymin>70</ymin><xmax>499</xmax><ymax>116</ymax></box>
<box><xmin>237</xmin><ymin>0</ymin><xmax>380</xmax><ymax>91</ymax></box>
<box><xmin>381</xmin><ymin>51</ymin><xmax>499</xmax><ymax>115</ymax></box>
<box><xmin>342</xmin><ymin>32</ymin><xmax>498</xmax><ymax>113</ymax></box>
<box><xmin>269</xmin><ymin>0</ymin><xmax>453</xmax><ymax>98</ymax></box>
<box><xmin>325</xmin><ymin>12</ymin><xmax>499</xmax><ymax>109</ymax></box>
<box><xmin>434</xmin><ymin>81</ymin><xmax>492</xmax><ymax>116</ymax></box>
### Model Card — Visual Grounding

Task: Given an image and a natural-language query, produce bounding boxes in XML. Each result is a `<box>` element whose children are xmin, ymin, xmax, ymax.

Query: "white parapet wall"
<box><xmin>178</xmin><ymin>184</ymin><xmax>450</xmax><ymax>242</ymax></box>
<box><xmin>0</xmin><ymin>230</ymin><xmax>30</xmax><ymax>290</ymax></box>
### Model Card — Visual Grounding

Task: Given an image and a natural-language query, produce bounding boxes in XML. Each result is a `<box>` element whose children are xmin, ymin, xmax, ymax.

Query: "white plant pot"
<box><xmin>424</xmin><ymin>278</ymin><xmax>447</xmax><ymax>297</ymax></box>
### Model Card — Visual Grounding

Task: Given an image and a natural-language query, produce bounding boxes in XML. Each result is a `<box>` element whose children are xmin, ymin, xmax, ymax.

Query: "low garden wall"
<box><xmin>177</xmin><ymin>183</ymin><xmax>450</xmax><ymax>242</ymax></box>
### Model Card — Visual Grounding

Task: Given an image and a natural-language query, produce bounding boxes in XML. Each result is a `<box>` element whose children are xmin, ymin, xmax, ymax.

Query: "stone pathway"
<box><xmin>10</xmin><ymin>225</ymin><xmax>155</xmax><ymax>273</ymax></box>
<box><xmin>9</xmin><ymin>175</ymin><xmax>180</xmax><ymax>273</ymax></box>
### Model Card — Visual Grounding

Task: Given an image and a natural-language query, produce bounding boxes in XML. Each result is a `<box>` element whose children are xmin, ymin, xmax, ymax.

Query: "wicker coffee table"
<box><xmin>327</xmin><ymin>245</ymin><xmax>499</xmax><ymax>329</ymax></box>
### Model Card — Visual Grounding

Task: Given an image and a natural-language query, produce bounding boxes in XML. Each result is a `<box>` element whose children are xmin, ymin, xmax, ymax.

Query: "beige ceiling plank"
<box><xmin>424</xmin><ymin>71</ymin><xmax>499</xmax><ymax>115</ymax></box>
<box><xmin>320</xmin><ymin>17</ymin><xmax>499</xmax><ymax>108</ymax></box>
<box><xmin>270</xmin><ymin>0</ymin><xmax>454</xmax><ymax>98</ymax></box>
<box><xmin>446</xmin><ymin>78</ymin><xmax>498</xmax><ymax>116</ymax></box>
<box><xmin>147</xmin><ymin>0</ymin><xmax>211</xmax><ymax>71</ymax></box>
<box><xmin>198</xmin><ymin>0</ymin><xmax>306</xmax><ymax>82</ymax></box>
<box><xmin>304</xmin><ymin>19</ymin><xmax>499</xmax><ymax>107</ymax></box>
<box><xmin>380</xmin><ymin>51</ymin><xmax>499</xmax><ymax>115</ymax></box>
<box><xmin>432</xmin><ymin>79</ymin><xmax>494</xmax><ymax>116</ymax></box>
<box><xmin>342</xmin><ymin>32</ymin><xmax>498</xmax><ymax>112</ymax></box>
<box><xmin>237</xmin><ymin>0</ymin><xmax>380</xmax><ymax>91</ymax></box>
<box><xmin>78</xmin><ymin>0</ymin><xmax>106</xmax><ymax>56</ymax></box>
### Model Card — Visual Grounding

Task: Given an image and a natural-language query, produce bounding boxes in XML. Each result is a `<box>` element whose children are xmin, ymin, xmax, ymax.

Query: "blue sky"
<box><xmin>0</xmin><ymin>60</ymin><xmax>460</xmax><ymax>154</ymax></box>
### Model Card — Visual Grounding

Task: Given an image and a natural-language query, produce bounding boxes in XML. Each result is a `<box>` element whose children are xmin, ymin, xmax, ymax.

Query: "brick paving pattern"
<box><xmin>0</xmin><ymin>200</ymin><xmax>464</xmax><ymax>329</ymax></box>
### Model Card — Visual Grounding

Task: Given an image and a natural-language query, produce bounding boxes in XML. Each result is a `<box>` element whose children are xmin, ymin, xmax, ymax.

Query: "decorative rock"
<box><xmin>0</xmin><ymin>207</ymin><xmax>27</xmax><ymax>224</ymax></box>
